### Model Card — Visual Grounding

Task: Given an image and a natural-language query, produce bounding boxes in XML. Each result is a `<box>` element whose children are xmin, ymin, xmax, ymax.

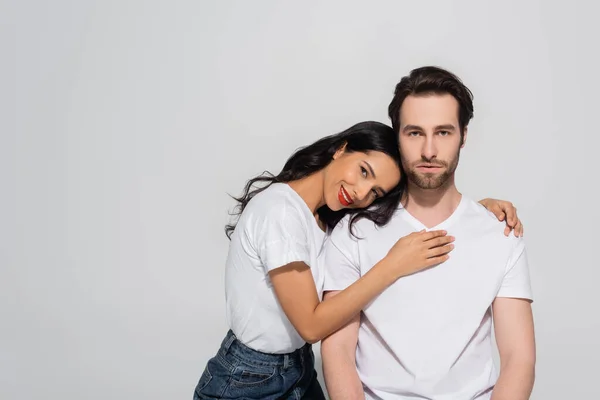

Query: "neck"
<box><xmin>287</xmin><ymin>171</ymin><xmax>326</xmax><ymax>215</ymax></box>
<box><xmin>402</xmin><ymin>175</ymin><xmax>462</xmax><ymax>228</ymax></box>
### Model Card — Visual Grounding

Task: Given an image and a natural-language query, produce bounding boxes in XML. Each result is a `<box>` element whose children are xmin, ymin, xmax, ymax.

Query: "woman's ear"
<box><xmin>333</xmin><ymin>142</ymin><xmax>347</xmax><ymax>160</ymax></box>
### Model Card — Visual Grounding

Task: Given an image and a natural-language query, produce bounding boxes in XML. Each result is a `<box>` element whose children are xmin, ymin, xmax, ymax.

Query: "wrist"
<box><xmin>375</xmin><ymin>256</ymin><xmax>405</xmax><ymax>282</ymax></box>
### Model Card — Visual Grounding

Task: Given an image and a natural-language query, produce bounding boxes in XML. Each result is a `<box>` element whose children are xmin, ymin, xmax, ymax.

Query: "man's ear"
<box><xmin>461</xmin><ymin>127</ymin><xmax>468</xmax><ymax>148</ymax></box>
<box><xmin>333</xmin><ymin>142</ymin><xmax>347</xmax><ymax>159</ymax></box>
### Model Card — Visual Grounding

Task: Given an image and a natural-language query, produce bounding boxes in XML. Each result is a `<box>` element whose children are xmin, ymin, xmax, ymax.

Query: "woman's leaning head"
<box><xmin>226</xmin><ymin>121</ymin><xmax>405</xmax><ymax>238</ymax></box>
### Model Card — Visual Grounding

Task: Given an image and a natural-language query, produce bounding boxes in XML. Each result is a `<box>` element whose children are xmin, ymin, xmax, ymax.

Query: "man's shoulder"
<box><xmin>459</xmin><ymin>197</ymin><xmax>524</xmax><ymax>250</ymax></box>
<box><xmin>331</xmin><ymin>208</ymin><xmax>405</xmax><ymax>240</ymax></box>
<box><xmin>462</xmin><ymin>197</ymin><xmax>510</xmax><ymax>230</ymax></box>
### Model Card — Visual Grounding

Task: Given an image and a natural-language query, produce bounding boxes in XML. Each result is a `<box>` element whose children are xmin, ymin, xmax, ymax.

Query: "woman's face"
<box><xmin>323</xmin><ymin>147</ymin><xmax>401</xmax><ymax>212</ymax></box>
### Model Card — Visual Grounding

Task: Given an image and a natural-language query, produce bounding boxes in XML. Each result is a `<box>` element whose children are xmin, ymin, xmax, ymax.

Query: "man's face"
<box><xmin>398</xmin><ymin>94</ymin><xmax>466</xmax><ymax>189</ymax></box>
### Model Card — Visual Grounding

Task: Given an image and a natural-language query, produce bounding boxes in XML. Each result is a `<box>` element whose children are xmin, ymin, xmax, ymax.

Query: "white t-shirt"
<box><xmin>322</xmin><ymin>196</ymin><xmax>533</xmax><ymax>400</ymax></box>
<box><xmin>225</xmin><ymin>183</ymin><xmax>326</xmax><ymax>354</ymax></box>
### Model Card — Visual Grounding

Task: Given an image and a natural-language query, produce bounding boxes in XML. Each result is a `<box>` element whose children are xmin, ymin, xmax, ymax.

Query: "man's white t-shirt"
<box><xmin>322</xmin><ymin>196</ymin><xmax>533</xmax><ymax>400</ymax></box>
<box><xmin>225</xmin><ymin>183</ymin><xmax>326</xmax><ymax>354</ymax></box>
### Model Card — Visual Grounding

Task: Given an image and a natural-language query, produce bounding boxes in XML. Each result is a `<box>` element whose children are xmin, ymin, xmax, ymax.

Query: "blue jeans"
<box><xmin>194</xmin><ymin>330</ymin><xmax>326</xmax><ymax>399</ymax></box>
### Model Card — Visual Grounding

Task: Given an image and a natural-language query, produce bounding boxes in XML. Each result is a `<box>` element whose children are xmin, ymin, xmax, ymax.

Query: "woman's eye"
<box><xmin>361</xmin><ymin>166</ymin><xmax>368</xmax><ymax>177</ymax></box>
<box><xmin>371</xmin><ymin>189</ymin><xmax>379</xmax><ymax>199</ymax></box>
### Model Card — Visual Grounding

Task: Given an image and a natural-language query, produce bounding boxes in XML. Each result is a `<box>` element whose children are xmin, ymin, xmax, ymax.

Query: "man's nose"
<box><xmin>421</xmin><ymin>136</ymin><xmax>438</xmax><ymax>160</ymax></box>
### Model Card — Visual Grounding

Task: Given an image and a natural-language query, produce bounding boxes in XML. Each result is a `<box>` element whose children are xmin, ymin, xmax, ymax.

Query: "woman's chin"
<box><xmin>329</xmin><ymin>202</ymin><xmax>350</xmax><ymax>212</ymax></box>
<box><xmin>324</xmin><ymin>200</ymin><xmax>343</xmax><ymax>212</ymax></box>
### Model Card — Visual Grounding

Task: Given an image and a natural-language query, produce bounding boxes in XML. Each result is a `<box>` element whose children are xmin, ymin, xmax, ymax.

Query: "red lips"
<box><xmin>338</xmin><ymin>185</ymin><xmax>354</xmax><ymax>207</ymax></box>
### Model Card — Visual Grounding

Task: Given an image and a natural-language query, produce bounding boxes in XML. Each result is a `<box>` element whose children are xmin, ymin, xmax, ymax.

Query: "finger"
<box><xmin>504</xmin><ymin>225</ymin><xmax>511</xmax><ymax>237</ymax></box>
<box><xmin>426</xmin><ymin>235</ymin><xmax>455</xmax><ymax>248</ymax></box>
<box><xmin>425</xmin><ymin>254</ymin><xmax>450</xmax><ymax>267</ymax></box>
<box><xmin>419</xmin><ymin>230</ymin><xmax>448</xmax><ymax>241</ymax></box>
<box><xmin>506</xmin><ymin>207</ymin><xmax>517</xmax><ymax>227</ymax></box>
<box><xmin>490</xmin><ymin>203</ymin><xmax>505</xmax><ymax>221</ymax></box>
<box><xmin>427</xmin><ymin>243</ymin><xmax>454</xmax><ymax>258</ymax></box>
<box><xmin>515</xmin><ymin>220</ymin><xmax>523</xmax><ymax>237</ymax></box>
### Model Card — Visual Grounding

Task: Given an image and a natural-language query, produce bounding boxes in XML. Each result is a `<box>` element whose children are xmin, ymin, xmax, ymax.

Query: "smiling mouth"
<box><xmin>339</xmin><ymin>185</ymin><xmax>354</xmax><ymax>206</ymax></box>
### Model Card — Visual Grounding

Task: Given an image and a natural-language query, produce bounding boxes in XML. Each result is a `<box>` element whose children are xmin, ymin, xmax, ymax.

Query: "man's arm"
<box><xmin>491</xmin><ymin>297</ymin><xmax>536</xmax><ymax>400</ymax></box>
<box><xmin>321</xmin><ymin>290</ymin><xmax>364</xmax><ymax>400</ymax></box>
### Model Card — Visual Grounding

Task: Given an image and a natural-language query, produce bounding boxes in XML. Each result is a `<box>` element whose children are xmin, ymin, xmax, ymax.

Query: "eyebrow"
<box><xmin>364</xmin><ymin>161</ymin><xmax>387</xmax><ymax>196</ymax></box>
<box><xmin>402</xmin><ymin>124</ymin><xmax>457</xmax><ymax>132</ymax></box>
<box><xmin>402</xmin><ymin>124</ymin><xmax>422</xmax><ymax>132</ymax></box>
<box><xmin>435</xmin><ymin>124</ymin><xmax>457</xmax><ymax>131</ymax></box>
<box><xmin>364</xmin><ymin>161</ymin><xmax>376</xmax><ymax>178</ymax></box>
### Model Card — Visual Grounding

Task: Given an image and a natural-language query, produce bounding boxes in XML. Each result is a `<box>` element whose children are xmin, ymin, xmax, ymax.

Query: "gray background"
<box><xmin>3</xmin><ymin>0</ymin><xmax>599</xmax><ymax>399</ymax></box>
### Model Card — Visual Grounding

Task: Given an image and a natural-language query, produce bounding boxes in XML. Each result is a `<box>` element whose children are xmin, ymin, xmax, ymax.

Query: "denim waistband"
<box><xmin>218</xmin><ymin>330</ymin><xmax>311</xmax><ymax>368</ymax></box>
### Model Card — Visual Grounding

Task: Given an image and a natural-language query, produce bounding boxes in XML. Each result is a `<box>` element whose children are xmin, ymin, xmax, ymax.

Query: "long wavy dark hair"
<box><xmin>225</xmin><ymin>121</ymin><xmax>406</xmax><ymax>239</ymax></box>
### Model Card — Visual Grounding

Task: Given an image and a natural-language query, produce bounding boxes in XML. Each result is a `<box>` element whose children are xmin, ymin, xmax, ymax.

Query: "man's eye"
<box><xmin>438</xmin><ymin>131</ymin><xmax>450</xmax><ymax>136</ymax></box>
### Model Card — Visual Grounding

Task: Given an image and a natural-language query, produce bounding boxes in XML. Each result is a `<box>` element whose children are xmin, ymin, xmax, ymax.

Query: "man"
<box><xmin>320</xmin><ymin>66</ymin><xmax>535</xmax><ymax>399</ymax></box>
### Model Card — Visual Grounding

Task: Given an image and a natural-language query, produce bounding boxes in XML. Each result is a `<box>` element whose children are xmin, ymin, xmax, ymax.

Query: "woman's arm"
<box><xmin>269</xmin><ymin>230</ymin><xmax>454</xmax><ymax>343</ymax></box>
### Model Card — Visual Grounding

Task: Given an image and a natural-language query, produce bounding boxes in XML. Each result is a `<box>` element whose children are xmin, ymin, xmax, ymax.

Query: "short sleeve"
<box><xmin>254</xmin><ymin>203</ymin><xmax>311</xmax><ymax>273</ymax></box>
<box><xmin>322</xmin><ymin>217</ymin><xmax>361</xmax><ymax>292</ymax></box>
<box><xmin>497</xmin><ymin>238</ymin><xmax>533</xmax><ymax>302</ymax></box>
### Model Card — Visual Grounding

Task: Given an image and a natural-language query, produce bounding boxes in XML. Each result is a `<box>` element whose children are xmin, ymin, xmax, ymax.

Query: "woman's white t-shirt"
<box><xmin>225</xmin><ymin>183</ymin><xmax>327</xmax><ymax>354</ymax></box>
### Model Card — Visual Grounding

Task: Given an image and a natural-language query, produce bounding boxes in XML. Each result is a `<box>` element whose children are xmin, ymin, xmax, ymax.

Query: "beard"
<box><xmin>403</xmin><ymin>149</ymin><xmax>461</xmax><ymax>190</ymax></box>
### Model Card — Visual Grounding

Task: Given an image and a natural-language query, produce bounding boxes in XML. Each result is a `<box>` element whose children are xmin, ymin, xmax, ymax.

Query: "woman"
<box><xmin>194</xmin><ymin>121</ymin><xmax>521</xmax><ymax>399</ymax></box>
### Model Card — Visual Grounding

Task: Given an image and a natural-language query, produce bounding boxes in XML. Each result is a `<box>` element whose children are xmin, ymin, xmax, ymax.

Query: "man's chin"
<box><xmin>409</xmin><ymin>172</ymin><xmax>447</xmax><ymax>190</ymax></box>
